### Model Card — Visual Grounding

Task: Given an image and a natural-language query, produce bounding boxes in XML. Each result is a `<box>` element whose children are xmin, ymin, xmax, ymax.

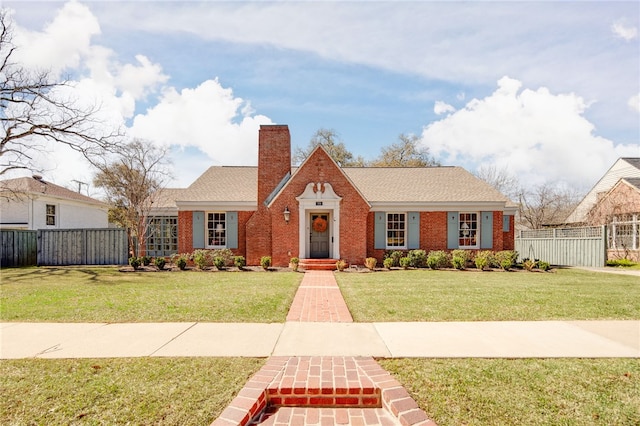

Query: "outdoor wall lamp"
<box><xmin>283</xmin><ymin>206</ymin><xmax>291</xmax><ymax>223</ymax></box>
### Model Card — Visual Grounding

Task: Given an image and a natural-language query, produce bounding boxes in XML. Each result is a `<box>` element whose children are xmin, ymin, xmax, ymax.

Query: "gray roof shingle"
<box><xmin>0</xmin><ymin>177</ymin><xmax>106</xmax><ymax>206</ymax></box>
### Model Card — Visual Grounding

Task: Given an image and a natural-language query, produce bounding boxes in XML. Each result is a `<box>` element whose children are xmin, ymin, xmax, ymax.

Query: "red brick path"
<box><xmin>211</xmin><ymin>272</ymin><xmax>437</xmax><ymax>426</ymax></box>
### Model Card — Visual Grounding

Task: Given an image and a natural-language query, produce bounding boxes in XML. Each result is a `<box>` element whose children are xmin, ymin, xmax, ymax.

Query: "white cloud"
<box><xmin>421</xmin><ymin>77</ymin><xmax>639</xmax><ymax>189</ymax></box>
<box><xmin>434</xmin><ymin>101</ymin><xmax>456</xmax><ymax>115</ymax></box>
<box><xmin>130</xmin><ymin>79</ymin><xmax>272</xmax><ymax>171</ymax></box>
<box><xmin>612</xmin><ymin>21</ymin><xmax>638</xmax><ymax>41</ymax></box>
<box><xmin>629</xmin><ymin>94</ymin><xmax>640</xmax><ymax>113</ymax></box>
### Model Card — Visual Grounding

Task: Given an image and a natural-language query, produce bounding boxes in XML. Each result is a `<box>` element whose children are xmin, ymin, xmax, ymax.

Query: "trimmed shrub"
<box><xmin>399</xmin><ymin>256</ymin><xmax>411</xmax><ymax>269</ymax></box>
<box><xmin>495</xmin><ymin>250</ymin><xmax>518</xmax><ymax>271</ymax></box>
<box><xmin>192</xmin><ymin>250</ymin><xmax>211</xmax><ymax>270</ymax></box>
<box><xmin>172</xmin><ymin>253</ymin><xmax>188</xmax><ymax>270</ymax></box>
<box><xmin>211</xmin><ymin>248</ymin><xmax>235</xmax><ymax>267</ymax></box>
<box><xmin>426</xmin><ymin>250</ymin><xmax>448</xmax><ymax>269</ymax></box>
<box><xmin>475</xmin><ymin>250</ymin><xmax>494</xmax><ymax>271</ymax></box>
<box><xmin>290</xmin><ymin>257</ymin><xmax>300</xmax><ymax>272</ymax></box>
<box><xmin>383</xmin><ymin>257</ymin><xmax>394</xmax><ymax>269</ymax></box>
<box><xmin>336</xmin><ymin>259</ymin><xmax>347</xmax><ymax>271</ymax></box>
<box><xmin>260</xmin><ymin>256</ymin><xmax>272</xmax><ymax>270</ymax></box>
<box><xmin>140</xmin><ymin>256</ymin><xmax>151</xmax><ymax>266</ymax></box>
<box><xmin>365</xmin><ymin>257</ymin><xmax>377</xmax><ymax>270</ymax></box>
<box><xmin>408</xmin><ymin>249</ymin><xmax>428</xmax><ymax>268</ymax></box>
<box><xmin>451</xmin><ymin>249</ymin><xmax>470</xmax><ymax>270</ymax></box>
<box><xmin>523</xmin><ymin>258</ymin><xmax>536</xmax><ymax>271</ymax></box>
<box><xmin>606</xmin><ymin>258</ymin><xmax>637</xmax><ymax>267</ymax></box>
<box><xmin>234</xmin><ymin>256</ymin><xmax>246</xmax><ymax>270</ymax></box>
<box><xmin>213</xmin><ymin>256</ymin><xmax>226</xmax><ymax>270</ymax></box>
<box><xmin>129</xmin><ymin>257</ymin><xmax>141</xmax><ymax>270</ymax></box>
<box><xmin>538</xmin><ymin>261</ymin><xmax>551</xmax><ymax>271</ymax></box>
<box><xmin>384</xmin><ymin>250</ymin><xmax>404</xmax><ymax>267</ymax></box>
<box><xmin>154</xmin><ymin>257</ymin><xmax>166</xmax><ymax>270</ymax></box>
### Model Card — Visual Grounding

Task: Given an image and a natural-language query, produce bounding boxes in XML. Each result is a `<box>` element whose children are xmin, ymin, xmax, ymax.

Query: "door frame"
<box><xmin>296</xmin><ymin>182</ymin><xmax>342</xmax><ymax>260</ymax></box>
<box><xmin>309</xmin><ymin>212</ymin><xmax>331</xmax><ymax>258</ymax></box>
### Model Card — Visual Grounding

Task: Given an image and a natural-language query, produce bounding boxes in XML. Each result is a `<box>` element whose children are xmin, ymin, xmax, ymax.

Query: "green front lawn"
<box><xmin>336</xmin><ymin>268</ymin><xmax>640</xmax><ymax>321</ymax></box>
<box><xmin>0</xmin><ymin>267</ymin><xmax>302</xmax><ymax>322</ymax></box>
<box><xmin>0</xmin><ymin>357</ymin><xmax>264</xmax><ymax>425</ymax></box>
<box><xmin>380</xmin><ymin>358</ymin><xmax>640</xmax><ymax>426</ymax></box>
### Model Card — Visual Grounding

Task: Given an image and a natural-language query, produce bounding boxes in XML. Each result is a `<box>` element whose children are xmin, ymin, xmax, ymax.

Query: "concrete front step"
<box><xmin>299</xmin><ymin>259</ymin><xmax>337</xmax><ymax>271</ymax></box>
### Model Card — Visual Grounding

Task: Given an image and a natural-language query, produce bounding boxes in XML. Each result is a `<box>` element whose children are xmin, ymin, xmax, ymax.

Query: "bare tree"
<box><xmin>517</xmin><ymin>182</ymin><xmax>581</xmax><ymax>229</ymax></box>
<box><xmin>293</xmin><ymin>128</ymin><xmax>364</xmax><ymax>167</ymax></box>
<box><xmin>370</xmin><ymin>134</ymin><xmax>439</xmax><ymax>167</ymax></box>
<box><xmin>474</xmin><ymin>164</ymin><xmax>519</xmax><ymax>200</ymax></box>
<box><xmin>93</xmin><ymin>139</ymin><xmax>172</xmax><ymax>257</ymax></box>
<box><xmin>0</xmin><ymin>10</ymin><xmax>121</xmax><ymax>178</ymax></box>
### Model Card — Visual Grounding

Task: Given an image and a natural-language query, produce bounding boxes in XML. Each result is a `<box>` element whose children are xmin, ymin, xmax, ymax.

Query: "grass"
<box><xmin>379</xmin><ymin>358</ymin><xmax>640</xmax><ymax>426</ymax></box>
<box><xmin>0</xmin><ymin>357</ymin><xmax>264</xmax><ymax>425</ymax></box>
<box><xmin>335</xmin><ymin>268</ymin><xmax>640</xmax><ymax>321</ymax></box>
<box><xmin>0</xmin><ymin>267</ymin><xmax>302</xmax><ymax>322</ymax></box>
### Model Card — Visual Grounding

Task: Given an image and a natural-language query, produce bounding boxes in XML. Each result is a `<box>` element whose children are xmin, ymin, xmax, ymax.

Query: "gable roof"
<box><xmin>0</xmin><ymin>176</ymin><xmax>106</xmax><ymax>207</ymax></box>
<box><xmin>566</xmin><ymin>157</ymin><xmax>640</xmax><ymax>223</ymax></box>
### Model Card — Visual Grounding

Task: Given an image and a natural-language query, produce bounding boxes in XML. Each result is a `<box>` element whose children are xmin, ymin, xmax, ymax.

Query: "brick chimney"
<box><xmin>258</xmin><ymin>125</ymin><xmax>291</xmax><ymax>205</ymax></box>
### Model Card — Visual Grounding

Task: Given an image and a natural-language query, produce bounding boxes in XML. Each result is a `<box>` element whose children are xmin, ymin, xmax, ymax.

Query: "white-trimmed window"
<box><xmin>459</xmin><ymin>212</ymin><xmax>478</xmax><ymax>248</ymax></box>
<box><xmin>146</xmin><ymin>216</ymin><xmax>178</xmax><ymax>256</ymax></box>
<box><xmin>386</xmin><ymin>213</ymin><xmax>406</xmax><ymax>249</ymax></box>
<box><xmin>46</xmin><ymin>204</ymin><xmax>56</xmax><ymax>226</ymax></box>
<box><xmin>206</xmin><ymin>212</ymin><xmax>226</xmax><ymax>248</ymax></box>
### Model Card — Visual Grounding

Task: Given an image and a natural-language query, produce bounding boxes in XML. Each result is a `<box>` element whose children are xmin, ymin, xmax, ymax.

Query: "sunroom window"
<box><xmin>459</xmin><ymin>212</ymin><xmax>478</xmax><ymax>248</ymax></box>
<box><xmin>206</xmin><ymin>212</ymin><xmax>226</xmax><ymax>248</ymax></box>
<box><xmin>387</xmin><ymin>213</ymin><xmax>406</xmax><ymax>248</ymax></box>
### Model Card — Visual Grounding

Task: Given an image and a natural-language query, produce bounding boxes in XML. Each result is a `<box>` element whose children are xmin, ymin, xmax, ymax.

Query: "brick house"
<box><xmin>150</xmin><ymin>124</ymin><xmax>516</xmax><ymax>266</ymax></box>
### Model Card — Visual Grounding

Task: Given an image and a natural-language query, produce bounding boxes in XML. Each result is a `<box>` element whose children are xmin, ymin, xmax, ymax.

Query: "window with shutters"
<box><xmin>459</xmin><ymin>212</ymin><xmax>478</xmax><ymax>248</ymax></box>
<box><xmin>206</xmin><ymin>212</ymin><xmax>226</xmax><ymax>248</ymax></box>
<box><xmin>386</xmin><ymin>213</ymin><xmax>406</xmax><ymax>249</ymax></box>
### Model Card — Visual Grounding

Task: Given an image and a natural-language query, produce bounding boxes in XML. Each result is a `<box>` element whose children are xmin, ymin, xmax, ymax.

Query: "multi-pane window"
<box><xmin>207</xmin><ymin>212</ymin><xmax>226</xmax><ymax>248</ymax></box>
<box><xmin>459</xmin><ymin>212</ymin><xmax>478</xmax><ymax>247</ymax></box>
<box><xmin>46</xmin><ymin>204</ymin><xmax>56</xmax><ymax>226</ymax></box>
<box><xmin>146</xmin><ymin>216</ymin><xmax>178</xmax><ymax>256</ymax></box>
<box><xmin>387</xmin><ymin>213</ymin><xmax>406</xmax><ymax>248</ymax></box>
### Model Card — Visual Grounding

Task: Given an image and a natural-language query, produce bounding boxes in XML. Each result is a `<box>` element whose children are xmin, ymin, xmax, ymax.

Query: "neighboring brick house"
<box><xmin>151</xmin><ymin>124</ymin><xmax>516</xmax><ymax>266</ymax></box>
<box><xmin>0</xmin><ymin>175</ymin><xmax>108</xmax><ymax>230</ymax></box>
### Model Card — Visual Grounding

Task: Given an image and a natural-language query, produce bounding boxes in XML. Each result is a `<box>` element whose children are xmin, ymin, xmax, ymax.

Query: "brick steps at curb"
<box><xmin>299</xmin><ymin>259</ymin><xmax>338</xmax><ymax>271</ymax></box>
<box><xmin>210</xmin><ymin>357</ymin><xmax>437</xmax><ymax>426</ymax></box>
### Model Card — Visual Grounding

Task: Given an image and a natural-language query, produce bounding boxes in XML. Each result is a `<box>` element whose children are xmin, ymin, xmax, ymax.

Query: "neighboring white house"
<box><xmin>565</xmin><ymin>157</ymin><xmax>640</xmax><ymax>224</ymax></box>
<box><xmin>0</xmin><ymin>175</ymin><xmax>108</xmax><ymax>230</ymax></box>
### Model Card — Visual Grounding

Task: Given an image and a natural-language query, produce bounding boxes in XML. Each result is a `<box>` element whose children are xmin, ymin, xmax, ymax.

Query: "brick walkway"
<box><xmin>212</xmin><ymin>271</ymin><xmax>436</xmax><ymax>426</ymax></box>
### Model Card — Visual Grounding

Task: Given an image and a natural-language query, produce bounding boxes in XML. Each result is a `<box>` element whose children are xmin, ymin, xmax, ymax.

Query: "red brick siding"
<box><xmin>246</xmin><ymin>207</ymin><xmax>272</xmax><ymax>266</ymax></box>
<box><xmin>422</xmin><ymin>212</ymin><xmax>448</xmax><ymax>252</ymax></box>
<box><xmin>493</xmin><ymin>211</ymin><xmax>504</xmax><ymax>251</ymax></box>
<box><xmin>258</xmin><ymin>125</ymin><xmax>291</xmax><ymax>206</ymax></box>
<box><xmin>178</xmin><ymin>210</ymin><xmax>193</xmax><ymax>254</ymax></box>
<box><xmin>503</xmin><ymin>214</ymin><xmax>515</xmax><ymax>250</ymax></box>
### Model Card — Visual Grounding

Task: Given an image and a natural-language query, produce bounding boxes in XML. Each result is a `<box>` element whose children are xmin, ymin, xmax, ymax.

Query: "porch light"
<box><xmin>283</xmin><ymin>206</ymin><xmax>291</xmax><ymax>223</ymax></box>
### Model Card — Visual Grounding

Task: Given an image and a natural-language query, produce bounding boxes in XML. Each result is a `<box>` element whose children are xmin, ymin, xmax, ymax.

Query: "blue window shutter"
<box><xmin>227</xmin><ymin>212</ymin><xmax>238</xmax><ymax>249</ymax></box>
<box><xmin>374</xmin><ymin>212</ymin><xmax>386</xmax><ymax>249</ymax></box>
<box><xmin>503</xmin><ymin>215</ymin><xmax>511</xmax><ymax>232</ymax></box>
<box><xmin>192</xmin><ymin>211</ymin><xmax>205</xmax><ymax>248</ymax></box>
<box><xmin>408</xmin><ymin>212</ymin><xmax>420</xmax><ymax>249</ymax></box>
<box><xmin>447</xmin><ymin>212</ymin><xmax>459</xmax><ymax>249</ymax></box>
<box><xmin>481</xmin><ymin>211</ymin><xmax>493</xmax><ymax>249</ymax></box>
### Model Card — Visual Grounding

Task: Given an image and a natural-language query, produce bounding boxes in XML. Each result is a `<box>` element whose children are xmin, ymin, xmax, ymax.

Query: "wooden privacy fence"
<box><xmin>1</xmin><ymin>228</ymin><xmax>128</xmax><ymax>267</ymax></box>
<box><xmin>515</xmin><ymin>226</ymin><xmax>606</xmax><ymax>268</ymax></box>
<box><xmin>1</xmin><ymin>230</ymin><xmax>37</xmax><ymax>267</ymax></box>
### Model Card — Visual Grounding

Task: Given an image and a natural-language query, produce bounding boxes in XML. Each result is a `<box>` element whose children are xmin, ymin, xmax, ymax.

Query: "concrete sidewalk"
<box><xmin>2</xmin><ymin>320</ymin><xmax>638</xmax><ymax>359</ymax></box>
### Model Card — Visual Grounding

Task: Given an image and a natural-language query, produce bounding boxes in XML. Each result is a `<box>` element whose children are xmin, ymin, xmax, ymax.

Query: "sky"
<box><xmin>3</xmin><ymin>0</ymin><xmax>639</xmax><ymax>197</ymax></box>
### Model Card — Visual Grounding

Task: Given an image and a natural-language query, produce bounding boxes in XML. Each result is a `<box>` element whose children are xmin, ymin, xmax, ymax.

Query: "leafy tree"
<box><xmin>93</xmin><ymin>139</ymin><xmax>172</xmax><ymax>257</ymax></box>
<box><xmin>293</xmin><ymin>128</ymin><xmax>364</xmax><ymax>167</ymax></box>
<box><xmin>370</xmin><ymin>134</ymin><xmax>439</xmax><ymax>167</ymax></box>
<box><xmin>0</xmin><ymin>11</ymin><xmax>121</xmax><ymax>179</ymax></box>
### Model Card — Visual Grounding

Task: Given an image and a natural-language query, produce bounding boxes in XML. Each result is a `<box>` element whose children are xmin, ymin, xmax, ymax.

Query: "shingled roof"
<box><xmin>164</xmin><ymin>165</ymin><xmax>514</xmax><ymax>211</ymax></box>
<box><xmin>0</xmin><ymin>176</ymin><xmax>106</xmax><ymax>206</ymax></box>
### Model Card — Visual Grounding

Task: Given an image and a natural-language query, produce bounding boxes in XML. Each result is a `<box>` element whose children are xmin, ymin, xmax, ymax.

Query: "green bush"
<box><xmin>383</xmin><ymin>257</ymin><xmax>394</xmax><ymax>269</ymax></box>
<box><xmin>408</xmin><ymin>249</ymin><xmax>428</xmax><ymax>268</ymax></box>
<box><xmin>451</xmin><ymin>249</ymin><xmax>470</xmax><ymax>270</ymax></box>
<box><xmin>399</xmin><ymin>256</ymin><xmax>411</xmax><ymax>269</ymax></box>
<box><xmin>213</xmin><ymin>256</ymin><xmax>226</xmax><ymax>270</ymax></box>
<box><xmin>365</xmin><ymin>257</ymin><xmax>377</xmax><ymax>270</ymax></box>
<box><xmin>538</xmin><ymin>261</ymin><xmax>551</xmax><ymax>271</ymax></box>
<box><xmin>210</xmin><ymin>248</ymin><xmax>235</xmax><ymax>267</ymax></box>
<box><xmin>606</xmin><ymin>258</ymin><xmax>637</xmax><ymax>267</ymax></box>
<box><xmin>495</xmin><ymin>250</ymin><xmax>518</xmax><ymax>271</ymax></box>
<box><xmin>128</xmin><ymin>257</ymin><xmax>141</xmax><ymax>270</ymax></box>
<box><xmin>290</xmin><ymin>257</ymin><xmax>300</xmax><ymax>271</ymax></box>
<box><xmin>234</xmin><ymin>256</ymin><xmax>246</xmax><ymax>270</ymax></box>
<box><xmin>171</xmin><ymin>254</ymin><xmax>189</xmax><ymax>270</ymax></box>
<box><xmin>384</xmin><ymin>250</ymin><xmax>404</xmax><ymax>267</ymax></box>
<box><xmin>154</xmin><ymin>257</ymin><xmax>166</xmax><ymax>270</ymax></box>
<box><xmin>475</xmin><ymin>250</ymin><xmax>494</xmax><ymax>271</ymax></box>
<box><xmin>426</xmin><ymin>250</ymin><xmax>448</xmax><ymax>269</ymax></box>
<box><xmin>260</xmin><ymin>256</ymin><xmax>272</xmax><ymax>270</ymax></box>
<box><xmin>139</xmin><ymin>256</ymin><xmax>151</xmax><ymax>266</ymax></box>
<box><xmin>192</xmin><ymin>250</ymin><xmax>211</xmax><ymax>270</ymax></box>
